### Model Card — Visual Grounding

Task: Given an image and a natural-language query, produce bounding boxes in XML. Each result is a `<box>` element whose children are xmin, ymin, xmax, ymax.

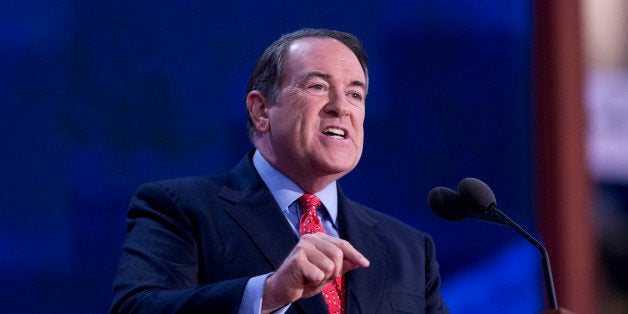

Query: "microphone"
<box><xmin>427</xmin><ymin>178</ymin><xmax>559</xmax><ymax>310</ymax></box>
<box><xmin>426</xmin><ymin>187</ymin><xmax>465</xmax><ymax>221</ymax></box>
<box><xmin>427</xmin><ymin>182</ymin><xmax>511</xmax><ymax>226</ymax></box>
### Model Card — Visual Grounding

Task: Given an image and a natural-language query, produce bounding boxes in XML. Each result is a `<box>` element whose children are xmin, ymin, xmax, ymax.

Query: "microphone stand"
<box><xmin>490</xmin><ymin>206</ymin><xmax>559</xmax><ymax>310</ymax></box>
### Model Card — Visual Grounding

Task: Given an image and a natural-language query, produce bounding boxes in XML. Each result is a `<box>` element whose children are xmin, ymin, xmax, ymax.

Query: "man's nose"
<box><xmin>324</xmin><ymin>89</ymin><xmax>351</xmax><ymax>116</ymax></box>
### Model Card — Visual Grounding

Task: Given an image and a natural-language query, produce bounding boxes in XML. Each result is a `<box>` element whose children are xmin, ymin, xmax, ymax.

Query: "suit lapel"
<box><xmin>218</xmin><ymin>153</ymin><xmax>331</xmax><ymax>313</ymax></box>
<box><xmin>219</xmin><ymin>153</ymin><xmax>360</xmax><ymax>313</ymax></box>
<box><xmin>337</xmin><ymin>186</ymin><xmax>388</xmax><ymax>314</ymax></box>
<box><xmin>219</xmin><ymin>152</ymin><xmax>298</xmax><ymax>269</ymax></box>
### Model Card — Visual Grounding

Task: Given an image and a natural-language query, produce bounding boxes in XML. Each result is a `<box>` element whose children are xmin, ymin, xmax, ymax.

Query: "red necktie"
<box><xmin>298</xmin><ymin>193</ymin><xmax>346</xmax><ymax>314</ymax></box>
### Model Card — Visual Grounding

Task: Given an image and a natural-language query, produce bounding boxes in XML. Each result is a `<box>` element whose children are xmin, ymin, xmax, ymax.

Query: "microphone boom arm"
<box><xmin>491</xmin><ymin>206</ymin><xmax>559</xmax><ymax>310</ymax></box>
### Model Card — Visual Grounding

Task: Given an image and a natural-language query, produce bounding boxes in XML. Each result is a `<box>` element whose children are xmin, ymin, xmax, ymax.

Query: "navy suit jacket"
<box><xmin>111</xmin><ymin>152</ymin><xmax>449</xmax><ymax>313</ymax></box>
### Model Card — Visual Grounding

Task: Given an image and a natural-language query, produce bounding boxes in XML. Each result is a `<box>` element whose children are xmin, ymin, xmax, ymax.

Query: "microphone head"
<box><xmin>457</xmin><ymin>177</ymin><xmax>497</xmax><ymax>214</ymax></box>
<box><xmin>427</xmin><ymin>187</ymin><xmax>467</xmax><ymax>221</ymax></box>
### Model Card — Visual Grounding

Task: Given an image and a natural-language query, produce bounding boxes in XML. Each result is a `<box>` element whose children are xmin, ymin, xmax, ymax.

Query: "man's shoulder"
<box><xmin>133</xmin><ymin>174</ymin><xmax>227</xmax><ymax>203</ymax></box>
<box><xmin>346</xmin><ymin>198</ymin><xmax>427</xmax><ymax>239</ymax></box>
<box><xmin>127</xmin><ymin>174</ymin><xmax>236</xmax><ymax>222</ymax></box>
<box><xmin>142</xmin><ymin>174</ymin><xmax>226</xmax><ymax>190</ymax></box>
<box><xmin>135</xmin><ymin>151</ymin><xmax>259</xmax><ymax>196</ymax></box>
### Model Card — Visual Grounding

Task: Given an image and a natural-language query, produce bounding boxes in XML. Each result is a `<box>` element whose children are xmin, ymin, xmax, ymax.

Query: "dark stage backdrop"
<box><xmin>1</xmin><ymin>1</ymin><xmax>540</xmax><ymax>313</ymax></box>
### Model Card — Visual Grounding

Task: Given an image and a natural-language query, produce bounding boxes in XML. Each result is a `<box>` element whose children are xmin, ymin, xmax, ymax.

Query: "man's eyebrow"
<box><xmin>349</xmin><ymin>80</ymin><xmax>367</xmax><ymax>90</ymax></box>
<box><xmin>299</xmin><ymin>71</ymin><xmax>366</xmax><ymax>90</ymax></box>
<box><xmin>299</xmin><ymin>71</ymin><xmax>331</xmax><ymax>83</ymax></box>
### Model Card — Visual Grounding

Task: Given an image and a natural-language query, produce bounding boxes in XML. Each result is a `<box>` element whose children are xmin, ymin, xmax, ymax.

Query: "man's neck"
<box><xmin>255</xmin><ymin>148</ymin><xmax>343</xmax><ymax>194</ymax></box>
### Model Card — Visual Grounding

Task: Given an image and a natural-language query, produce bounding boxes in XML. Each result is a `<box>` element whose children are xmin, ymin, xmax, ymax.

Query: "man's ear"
<box><xmin>246</xmin><ymin>91</ymin><xmax>271</xmax><ymax>133</ymax></box>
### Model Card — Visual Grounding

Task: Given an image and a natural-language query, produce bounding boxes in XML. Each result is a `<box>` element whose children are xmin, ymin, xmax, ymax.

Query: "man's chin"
<box><xmin>316</xmin><ymin>161</ymin><xmax>358</xmax><ymax>178</ymax></box>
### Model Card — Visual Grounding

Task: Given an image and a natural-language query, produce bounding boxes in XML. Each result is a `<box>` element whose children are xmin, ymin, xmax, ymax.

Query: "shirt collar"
<box><xmin>252</xmin><ymin>150</ymin><xmax>338</xmax><ymax>224</ymax></box>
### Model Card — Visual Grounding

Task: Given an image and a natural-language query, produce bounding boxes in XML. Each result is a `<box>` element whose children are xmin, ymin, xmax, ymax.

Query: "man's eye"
<box><xmin>349</xmin><ymin>92</ymin><xmax>363</xmax><ymax>101</ymax></box>
<box><xmin>309</xmin><ymin>84</ymin><xmax>326</xmax><ymax>90</ymax></box>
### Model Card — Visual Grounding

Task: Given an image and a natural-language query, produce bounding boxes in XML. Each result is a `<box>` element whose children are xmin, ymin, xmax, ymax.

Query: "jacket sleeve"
<box><xmin>424</xmin><ymin>233</ymin><xmax>450</xmax><ymax>314</ymax></box>
<box><xmin>110</xmin><ymin>182</ymin><xmax>247</xmax><ymax>314</ymax></box>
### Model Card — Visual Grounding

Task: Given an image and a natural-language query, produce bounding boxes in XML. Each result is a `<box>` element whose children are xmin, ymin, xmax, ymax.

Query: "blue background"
<box><xmin>1</xmin><ymin>1</ymin><xmax>543</xmax><ymax>313</ymax></box>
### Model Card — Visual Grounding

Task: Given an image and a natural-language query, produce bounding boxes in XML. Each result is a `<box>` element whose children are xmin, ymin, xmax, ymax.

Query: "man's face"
<box><xmin>266</xmin><ymin>37</ymin><xmax>366</xmax><ymax>188</ymax></box>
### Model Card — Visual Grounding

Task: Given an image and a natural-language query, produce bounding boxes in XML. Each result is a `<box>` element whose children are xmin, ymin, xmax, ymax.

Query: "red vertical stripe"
<box><xmin>533</xmin><ymin>1</ymin><xmax>599</xmax><ymax>313</ymax></box>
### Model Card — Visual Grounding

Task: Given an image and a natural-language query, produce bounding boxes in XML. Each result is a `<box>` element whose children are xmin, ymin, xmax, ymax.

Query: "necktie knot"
<box><xmin>298</xmin><ymin>193</ymin><xmax>323</xmax><ymax>235</ymax></box>
<box><xmin>297</xmin><ymin>193</ymin><xmax>321</xmax><ymax>215</ymax></box>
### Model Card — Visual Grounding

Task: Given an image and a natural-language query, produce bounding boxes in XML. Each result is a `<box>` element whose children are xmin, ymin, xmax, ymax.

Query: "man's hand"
<box><xmin>261</xmin><ymin>233</ymin><xmax>370</xmax><ymax>313</ymax></box>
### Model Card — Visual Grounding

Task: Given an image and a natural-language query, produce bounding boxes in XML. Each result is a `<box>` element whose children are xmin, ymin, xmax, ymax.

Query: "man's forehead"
<box><xmin>289</xmin><ymin>36</ymin><xmax>338</xmax><ymax>46</ymax></box>
<box><xmin>287</xmin><ymin>37</ymin><xmax>339</xmax><ymax>59</ymax></box>
<box><xmin>285</xmin><ymin>37</ymin><xmax>365</xmax><ymax>80</ymax></box>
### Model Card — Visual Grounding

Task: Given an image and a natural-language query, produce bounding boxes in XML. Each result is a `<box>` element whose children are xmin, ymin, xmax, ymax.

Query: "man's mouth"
<box><xmin>323</xmin><ymin>127</ymin><xmax>346</xmax><ymax>139</ymax></box>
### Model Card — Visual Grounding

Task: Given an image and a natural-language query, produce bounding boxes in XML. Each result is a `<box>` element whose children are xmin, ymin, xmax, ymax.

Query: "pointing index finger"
<box><xmin>327</xmin><ymin>236</ymin><xmax>370</xmax><ymax>271</ymax></box>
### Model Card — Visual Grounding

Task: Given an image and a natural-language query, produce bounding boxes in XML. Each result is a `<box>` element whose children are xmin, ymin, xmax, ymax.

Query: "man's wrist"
<box><xmin>262</xmin><ymin>274</ymin><xmax>284</xmax><ymax>314</ymax></box>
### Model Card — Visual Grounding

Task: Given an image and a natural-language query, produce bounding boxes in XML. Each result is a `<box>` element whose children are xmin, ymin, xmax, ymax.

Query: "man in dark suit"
<box><xmin>111</xmin><ymin>28</ymin><xmax>449</xmax><ymax>313</ymax></box>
